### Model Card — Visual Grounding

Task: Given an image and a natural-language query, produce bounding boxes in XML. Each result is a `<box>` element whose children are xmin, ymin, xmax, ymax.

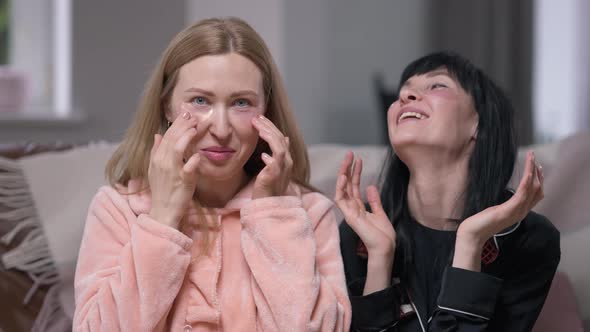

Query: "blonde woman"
<box><xmin>73</xmin><ymin>17</ymin><xmax>351</xmax><ymax>331</ymax></box>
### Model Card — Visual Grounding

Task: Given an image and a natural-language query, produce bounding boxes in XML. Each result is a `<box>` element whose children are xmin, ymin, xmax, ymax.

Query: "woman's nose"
<box><xmin>206</xmin><ymin>107</ymin><xmax>231</xmax><ymax>139</ymax></box>
<box><xmin>399</xmin><ymin>87</ymin><xmax>420</xmax><ymax>103</ymax></box>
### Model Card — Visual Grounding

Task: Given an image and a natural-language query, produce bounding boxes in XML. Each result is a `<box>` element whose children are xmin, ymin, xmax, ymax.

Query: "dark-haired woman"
<box><xmin>337</xmin><ymin>52</ymin><xmax>560</xmax><ymax>331</ymax></box>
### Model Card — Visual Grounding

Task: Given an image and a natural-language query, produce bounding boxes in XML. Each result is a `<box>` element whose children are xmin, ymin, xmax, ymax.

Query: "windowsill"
<box><xmin>0</xmin><ymin>111</ymin><xmax>86</xmax><ymax>126</ymax></box>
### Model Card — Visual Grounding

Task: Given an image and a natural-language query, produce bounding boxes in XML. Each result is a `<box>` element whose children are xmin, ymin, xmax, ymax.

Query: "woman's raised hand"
<box><xmin>454</xmin><ymin>151</ymin><xmax>544</xmax><ymax>270</ymax></box>
<box><xmin>251</xmin><ymin>114</ymin><xmax>293</xmax><ymax>199</ymax></box>
<box><xmin>335</xmin><ymin>151</ymin><xmax>396</xmax><ymax>259</ymax></box>
<box><xmin>148</xmin><ymin>112</ymin><xmax>201</xmax><ymax>228</ymax></box>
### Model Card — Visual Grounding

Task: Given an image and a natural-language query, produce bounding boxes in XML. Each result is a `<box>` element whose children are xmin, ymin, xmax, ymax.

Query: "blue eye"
<box><xmin>234</xmin><ymin>99</ymin><xmax>251</xmax><ymax>108</ymax></box>
<box><xmin>192</xmin><ymin>96</ymin><xmax>208</xmax><ymax>105</ymax></box>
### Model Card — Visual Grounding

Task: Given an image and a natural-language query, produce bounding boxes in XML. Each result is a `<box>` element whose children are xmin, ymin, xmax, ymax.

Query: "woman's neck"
<box><xmin>195</xmin><ymin>171</ymin><xmax>251</xmax><ymax>208</ymax></box>
<box><xmin>406</xmin><ymin>156</ymin><xmax>469</xmax><ymax>231</ymax></box>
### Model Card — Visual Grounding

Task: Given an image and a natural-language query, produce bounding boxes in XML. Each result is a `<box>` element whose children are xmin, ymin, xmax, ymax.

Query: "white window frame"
<box><xmin>4</xmin><ymin>0</ymin><xmax>72</xmax><ymax>119</ymax></box>
<box><xmin>533</xmin><ymin>0</ymin><xmax>588</xmax><ymax>142</ymax></box>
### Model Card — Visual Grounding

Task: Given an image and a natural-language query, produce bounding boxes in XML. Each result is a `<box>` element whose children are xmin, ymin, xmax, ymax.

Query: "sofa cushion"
<box><xmin>558</xmin><ymin>221</ymin><xmax>590</xmax><ymax>326</ymax></box>
<box><xmin>532</xmin><ymin>271</ymin><xmax>584</xmax><ymax>332</ymax></box>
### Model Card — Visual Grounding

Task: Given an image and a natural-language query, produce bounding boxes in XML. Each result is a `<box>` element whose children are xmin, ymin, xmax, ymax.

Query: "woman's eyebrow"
<box><xmin>401</xmin><ymin>70</ymin><xmax>452</xmax><ymax>89</ymax></box>
<box><xmin>184</xmin><ymin>87</ymin><xmax>214</xmax><ymax>96</ymax></box>
<box><xmin>229</xmin><ymin>90</ymin><xmax>259</xmax><ymax>99</ymax></box>
<box><xmin>425</xmin><ymin>69</ymin><xmax>451</xmax><ymax>79</ymax></box>
<box><xmin>183</xmin><ymin>88</ymin><xmax>259</xmax><ymax>99</ymax></box>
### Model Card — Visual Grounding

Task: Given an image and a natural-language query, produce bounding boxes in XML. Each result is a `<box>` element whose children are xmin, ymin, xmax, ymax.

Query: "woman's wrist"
<box><xmin>367</xmin><ymin>240</ymin><xmax>396</xmax><ymax>258</ymax></box>
<box><xmin>149</xmin><ymin>207</ymin><xmax>181</xmax><ymax>229</ymax></box>
<box><xmin>452</xmin><ymin>231</ymin><xmax>483</xmax><ymax>272</ymax></box>
<box><xmin>363</xmin><ymin>252</ymin><xmax>395</xmax><ymax>295</ymax></box>
<box><xmin>367</xmin><ymin>253</ymin><xmax>394</xmax><ymax>270</ymax></box>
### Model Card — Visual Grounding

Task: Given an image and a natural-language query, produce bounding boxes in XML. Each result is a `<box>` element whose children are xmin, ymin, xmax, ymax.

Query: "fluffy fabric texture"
<box><xmin>72</xmin><ymin>179</ymin><xmax>351</xmax><ymax>331</ymax></box>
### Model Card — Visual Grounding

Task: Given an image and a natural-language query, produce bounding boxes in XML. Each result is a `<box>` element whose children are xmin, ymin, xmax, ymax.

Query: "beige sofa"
<box><xmin>308</xmin><ymin>132</ymin><xmax>590</xmax><ymax>332</ymax></box>
<box><xmin>1</xmin><ymin>132</ymin><xmax>588</xmax><ymax>331</ymax></box>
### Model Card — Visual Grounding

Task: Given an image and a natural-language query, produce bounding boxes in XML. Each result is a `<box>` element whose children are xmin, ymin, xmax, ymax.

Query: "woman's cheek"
<box><xmin>232</xmin><ymin>105</ymin><xmax>265</xmax><ymax>125</ymax></box>
<box><xmin>180</xmin><ymin>102</ymin><xmax>213</xmax><ymax>122</ymax></box>
<box><xmin>387</xmin><ymin>104</ymin><xmax>398</xmax><ymax>126</ymax></box>
<box><xmin>227</xmin><ymin>110</ymin><xmax>257</xmax><ymax>135</ymax></box>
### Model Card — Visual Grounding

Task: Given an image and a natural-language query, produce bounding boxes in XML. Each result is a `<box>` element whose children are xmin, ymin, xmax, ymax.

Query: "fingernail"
<box><xmin>257</xmin><ymin>114</ymin><xmax>265</xmax><ymax>119</ymax></box>
<box><xmin>182</xmin><ymin>112</ymin><xmax>191</xmax><ymax>120</ymax></box>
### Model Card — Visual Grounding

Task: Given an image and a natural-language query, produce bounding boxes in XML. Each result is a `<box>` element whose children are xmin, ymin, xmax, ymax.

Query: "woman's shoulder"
<box><xmin>87</xmin><ymin>184</ymin><xmax>129</xmax><ymax>212</ymax></box>
<box><xmin>523</xmin><ymin>210</ymin><xmax>558</xmax><ymax>229</ymax></box>
<box><xmin>291</xmin><ymin>183</ymin><xmax>339</xmax><ymax>225</ymax></box>
<box><xmin>521</xmin><ymin>211</ymin><xmax>560</xmax><ymax>246</ymax></box>
<box><xmin>499</xmin><ymin>211</ymin><xmax>560</xmax><ymax>262</ymax></box>
<box><xmin>92</xmin><ymin>184</ymin><xmax>127</xmax><ymax>203</ymax></box>
<box><xmin>90</xmin><ymin>180</ymin><xmax>149</xmax><ymax>215</ymax></box>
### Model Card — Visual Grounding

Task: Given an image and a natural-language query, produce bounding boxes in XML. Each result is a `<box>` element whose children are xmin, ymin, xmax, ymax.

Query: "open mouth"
<box><xmin>397</xmin><ymin>111</ymin><xmax>429</xmax><ymax>124</ymax></box>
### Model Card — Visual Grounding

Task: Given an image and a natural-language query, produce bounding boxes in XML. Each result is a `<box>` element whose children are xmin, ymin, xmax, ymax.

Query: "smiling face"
<box><xmin>388</xmin><ymin>68</ymin><xmax>479</xmax><ymax>158</ymax></box>
<box><xmin>167</xmin><ymin>52</ymin><xmax>265</xmax><ymax>181</ymax></box>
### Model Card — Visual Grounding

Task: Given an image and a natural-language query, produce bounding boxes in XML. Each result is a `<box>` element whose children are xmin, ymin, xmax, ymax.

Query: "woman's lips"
<box><xmin>396</xmin><ymin>107</ymin><xmax>430</xmax><ymax>124</ymax></box>
<box><xmin>201</xmin><ymin>147</ymin><xmax>235</xmax><ymax>162</ymax></box>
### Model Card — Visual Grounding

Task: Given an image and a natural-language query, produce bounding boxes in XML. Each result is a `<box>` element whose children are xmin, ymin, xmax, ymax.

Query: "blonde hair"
<box><xmin>106</xmin><ymin>17</ymin><xmax>311</xmax><ymax>190</ymax></box>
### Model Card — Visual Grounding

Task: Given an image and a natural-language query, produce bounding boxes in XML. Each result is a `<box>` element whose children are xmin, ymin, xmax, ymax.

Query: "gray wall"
<box><xmin>0</xmin><ymin>0</ymin><xmax>185</xmax><ymax>144</ymax></box>
<box><xmin>185</xmin><ymin>0</ymin><xmax>285</xmax><ymax>74</ymax></box>
<box><xmin>286</xmin><ymin>0</ymin><xmax>430</xmax><ymax>144</ymax></box>
<box><xmin>0</xmin><ymin>1</ymin><xmax>429</xmax><ymax>145</ymax></box>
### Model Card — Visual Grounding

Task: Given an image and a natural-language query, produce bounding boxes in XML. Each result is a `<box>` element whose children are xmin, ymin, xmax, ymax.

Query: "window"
<box><xmin>533</xmin><ymin>0</ymin><xmax>590</xmax><ymax>141</ymax></box>
<box><xmin>0</xmin><ymin>0</ymin><xmax>72</xmax><ymax>120</ymax></box>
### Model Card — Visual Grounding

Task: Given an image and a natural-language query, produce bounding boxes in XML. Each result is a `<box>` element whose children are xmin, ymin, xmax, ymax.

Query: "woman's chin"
<box><xmin>198</xmin><ymin>162</ymin><xmax>246</xmax><ymax>181</ymax></box>
<box><xmin>390</xmin><ymin>133</ymin><xmax>425</xmax><ymax>150</ymax></box>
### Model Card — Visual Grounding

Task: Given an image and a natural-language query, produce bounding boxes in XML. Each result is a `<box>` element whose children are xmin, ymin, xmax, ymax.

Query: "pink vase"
<box><xmin>0</xmin><ymin>66</ymin><xmax>28</xmax><ymax>113</ymax></box>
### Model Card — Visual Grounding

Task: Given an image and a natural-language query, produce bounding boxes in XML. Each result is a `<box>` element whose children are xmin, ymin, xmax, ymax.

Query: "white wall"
<box><xmin>533</xmin><ymin>0</ymin><xmax>590</xmax><ymax>142</ymax></box>
<box><xmin>578</xmin><ymin>0</ymin><xmax>590</xmax><ymax>130</ymax></box>
<box><xmin>9</xmin><ymin>0</ymin><xmax>53</xmax><ymax>106</ymax></box>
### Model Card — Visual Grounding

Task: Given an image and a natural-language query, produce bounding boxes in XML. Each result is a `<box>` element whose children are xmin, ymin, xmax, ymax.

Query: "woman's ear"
<box><xmin>163</xmin><ymin>102</ymin><xmax>173</xmax><ymax>123</ymax></box>
<box><xmin>471</xmin><ymin>114</ymin><xmax>479</xmax><ymax>141</ymax></box>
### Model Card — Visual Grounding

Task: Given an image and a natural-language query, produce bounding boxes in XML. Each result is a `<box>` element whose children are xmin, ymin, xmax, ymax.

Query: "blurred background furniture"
<box><xmin>0</xmin><ymin>143</ymin><xmax>73</xmax><ymax>332</ymax></box>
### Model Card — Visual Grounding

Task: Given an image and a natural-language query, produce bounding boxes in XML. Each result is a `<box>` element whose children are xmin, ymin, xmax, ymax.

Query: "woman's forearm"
<box><xmin>363</xmin><ymin>254</ymin><xmax>394</xmax><ymax>295</ymax></box>
<box><xmin>452</xmin><ymin>232</ymin><xmax>483</xmax><ymax>272</ymax></box>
